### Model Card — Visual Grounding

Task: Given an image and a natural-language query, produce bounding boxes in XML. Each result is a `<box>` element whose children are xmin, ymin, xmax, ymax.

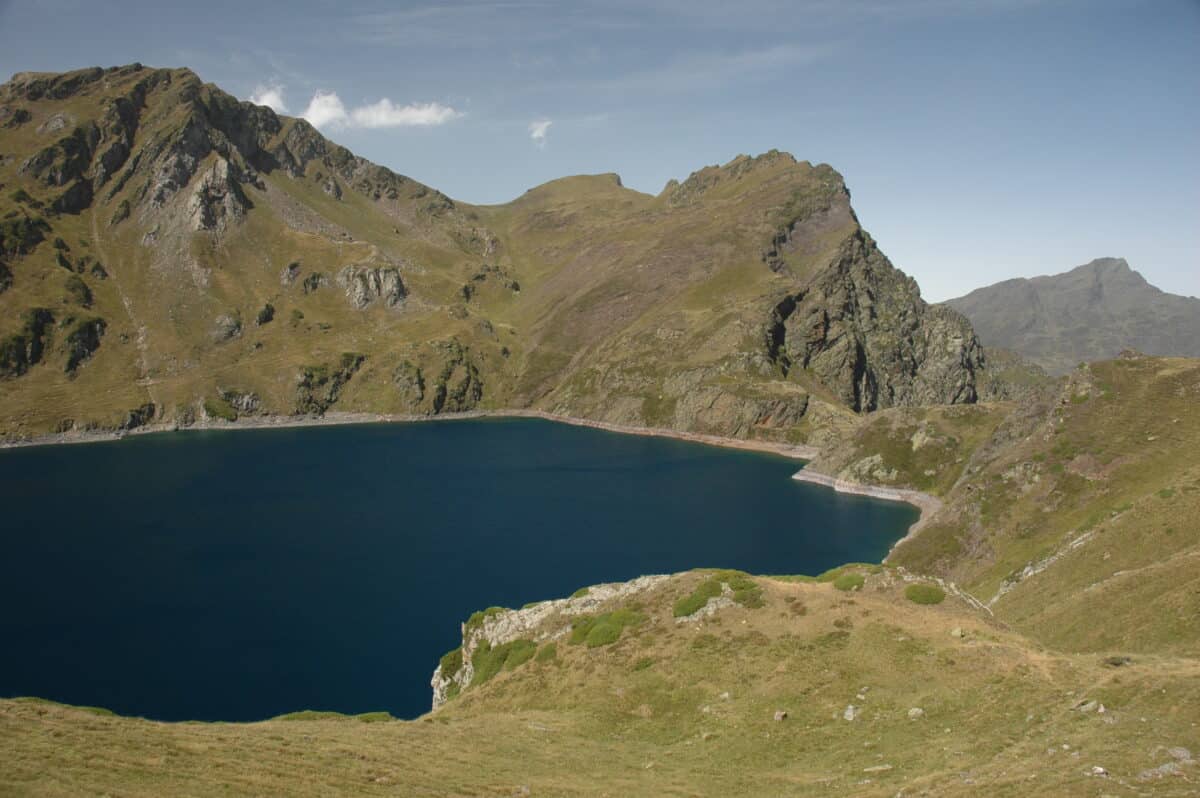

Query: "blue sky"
<box><xmin>1</xmin><ymin>0</ymin><xmax>1197</xmax><ymax>300</ymax></box>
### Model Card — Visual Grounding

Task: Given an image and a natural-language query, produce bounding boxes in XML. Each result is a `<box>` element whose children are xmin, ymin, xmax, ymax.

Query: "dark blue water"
<box><xmin>0</xmin><ymin>417</ymin><xmax>916</xmax><ymax>721</ymax></box>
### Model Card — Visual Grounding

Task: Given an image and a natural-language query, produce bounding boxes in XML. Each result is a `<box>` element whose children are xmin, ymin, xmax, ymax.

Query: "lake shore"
<box><xmin>0</xmin><ymin>408</ymin><xmax>820</xmax><ymax>460</ymax></box>
<box><xmin>1</xmin><ymin>409</ymin><xmax>939</xmax><ymax>551</ymax></box>
<box><xmin>789</xmin><ymin>469</ymin><xmax>943</xmax><ymax>556</ymax></box>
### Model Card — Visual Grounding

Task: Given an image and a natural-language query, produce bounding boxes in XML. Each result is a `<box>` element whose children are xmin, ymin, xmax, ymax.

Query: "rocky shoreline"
<box><xmin>0</xmin><ymin>408</ymin><xmax>820</xmax><ymax>460</ymax></box>
<box><xmin>790</xmin><ymin>469</ymin><xmax>942</xmax><ymax>557</ymax></box>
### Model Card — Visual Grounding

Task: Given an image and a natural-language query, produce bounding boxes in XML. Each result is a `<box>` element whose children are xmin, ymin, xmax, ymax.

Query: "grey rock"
<box><xmin>219</xmin><ymin>388</ymin><xmax>262</xmax><ymax>415</ymax></box>
<box><xmin>767</xmin><ymin>227</ymin><xmax>983</xmax><ymax>412</ymax></box>
<box><xmin>187</xmin><ymin>158</ymin><xmax>248</xmax><ymax>232</ymax></box>
<box><xmin>280</xmin><ymin>261</ymin><xmax>301</xmax><ymax>286</ymax></box>
<box><xmin>337</xmin><ymin>265</ymin><xmax>406</xmax><ymax>309</ymax></box>
<box><xmin>212</xmin><ymin>313</ymin><xmax>242</xmax><ymax>342</ymax></box>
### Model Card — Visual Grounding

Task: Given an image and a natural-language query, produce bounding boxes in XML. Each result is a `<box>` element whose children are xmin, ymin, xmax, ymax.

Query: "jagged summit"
<box><xmin>1</xmin><ymin>64</ymin><xmax>991</xmax><ymax>442</ymax></box>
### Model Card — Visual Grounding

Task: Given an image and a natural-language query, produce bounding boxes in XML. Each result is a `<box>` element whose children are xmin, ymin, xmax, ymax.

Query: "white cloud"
<box><xmin>350</xmin><ymin>99</ymin><xmax>462</xmax><ymax>128</ymax></box>
<box><xmin>249</xmin><ymin>83</ymin><xmax>289</xmax><ymax>113</ymax></box>
<box><xmin>528</xmin><ymin>119</ymin><xmax>552</xmax><ymax>148</ymax></box>
<box><xmin>301</xmin><ymin>90</ymin><xmax>350</xmax><ymax>129</ymax></box>
<box><xmin>298</xmin><ymin>90</ymin><xmax>462</xmax><ymax>130</ymax></box>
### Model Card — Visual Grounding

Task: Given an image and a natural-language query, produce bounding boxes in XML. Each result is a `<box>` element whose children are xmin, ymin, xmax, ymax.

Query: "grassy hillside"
<box><xmin>1</xmin><ymin>65</ymin><xmax>988</xmax><ymax>446</ymax></box>
<box><xmin>807</xmin><ymin>355</ymin><xmax>1200</xmax><ymax>659</ymax></box>
<box><xmin>4</xmin><ymin>568</ymin><xmax>1198</xmax><ymax>796</ymax></box>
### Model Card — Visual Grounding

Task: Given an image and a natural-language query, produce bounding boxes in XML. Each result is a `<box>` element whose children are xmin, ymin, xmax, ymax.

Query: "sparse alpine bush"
<box><xmin>833</xmin><ymin>573</ymin><xmax>865</xmax><ymax>591</ymax></box>
<box><xmin>569</xmin><ymin>607</ymin><xmax>645</xmax><ymax>648</ymax></box>
<box><xmin>470</xmin><ymin>638</ymin><xmax>537</xmax><ymax>686</ymax></box>
<box><xmin>905</xmin><ymin>584</ymin><xmax>946</xmax><ymax>605</ymax></box>
<box><xmin>673</xmin><ymin>578</ymin><xmax>722</xmax><ymax>617</ymax></box>
<box><xmin>439</xmin><ymin>647</ymin><xmax>463</xmax><ymax>679</ymax></box>
<box><xmin>465</xmin><ymin>606</ymin><xmax>507</xmax><ymax>631</ymax></box>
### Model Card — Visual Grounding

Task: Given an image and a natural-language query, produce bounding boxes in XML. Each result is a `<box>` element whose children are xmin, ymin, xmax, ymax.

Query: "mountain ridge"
<box><xmin>0</xmin><ymin>63</ymin><xmax>997</xmax><ymax>444</ymax></box>
<box><xmin>945</xmin><ymin>257</ymin><xmax>1200</xmax><ymax>375</ymax></box>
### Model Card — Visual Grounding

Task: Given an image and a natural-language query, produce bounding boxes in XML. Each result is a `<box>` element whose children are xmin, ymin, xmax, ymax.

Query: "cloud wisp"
<box><xmin>528</xmin><ymin>119</ymin><xmax>552</xmax><ymax>148</ymax></box>
<box><xmin>248</xmin><ymin>83</ymin><xmax>288</xmax><ymax>113</ymax></box>
<box><xmin>247</xmin><ymin>84</ymin><xmax>462</xmax><ymax>130</ymax></box>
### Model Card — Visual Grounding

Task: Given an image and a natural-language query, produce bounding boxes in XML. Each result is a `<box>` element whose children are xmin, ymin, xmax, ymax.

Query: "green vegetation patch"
<box><xmin>715</xmin><ymin>569</ymin><xmax>765</xmax><ymax>608</ymax></box>
<box><xmin>203</xmin><ymin>396</ymin><xmax>238</xmax><ymax>422</ymax></box>
<box><xmin>904</xmin><ymin>584</ymin><xmax>946</xmax><ymax>605</ymax></box>
<box><xmin>465</xmin><ymin>606</ymin><xmax>507</xmax><ymax>631</ymax></box>
<box><xmin>274</xmin><ymin>710</ymin><xmax>349</xmax><ymax>721</ymax></box>
<box><xmin>355</xmin><ymin>712</ymin><xmax>394</xmax><ymax>723</ymax></box>
<box><xmin>674</xmin><ymin>571</ymin><xmax>765</xmax><ymax>617</ymax></box>
<box><xmin>833</xmin><ymin>573</ymin><xmax>865</xmax><ymax>592</ymax></box>
<box><xmin>439</xmin><ymin>647</ymin><xmax>463</xmax><ymax>679</ymax></box>
<box><xmin>535</xmin><ymin>643</ymin><xmax>557</xmax><ymax>663</ymax></box>
<box><xmin>570</xmin><ymin>586</ymin><xmax>590</xmax><ymax>599</ymax></box>
<box><xmin>673</xmin><ymin>578</ymin><xmax>722</xmax><ymax>617</ymax></box>
<box><xmin>470</xmin><ymin>638</ymin><xmax>537</xmax><ymax>686</ymax></box>
<box><xmin>569</xmin><ymin>607</ymin><xmax>645</xmax><ymax>648</ymax></box>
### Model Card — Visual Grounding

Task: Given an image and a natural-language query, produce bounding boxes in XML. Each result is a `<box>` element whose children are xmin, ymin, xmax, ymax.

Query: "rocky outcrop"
<box><xmin>280</xmin><ymin>261</ymin><xmax>301</xmax><ymax>285</ymax></box>
<box><xmin>187</xmin><ymin>158</ymin><xmax>248</xmax><ymax>232</ymax></box>
<box><xmin>431</xmin><ymin>340</ymin><xmax>482</xmax><ymax>413</ymax></box>
<box><xmin>211</xmin><ymin>313</ymin><xmax>242</xmax><ymax>342</ymax></box>
<box><xmin>460</xmin><ymin>263</ymin><xmax>520</xmax><ymax>302</ymax></box>
<box><xmin>0</xmin><ymin>308</ymin><xmax>54</xmax><ymax>378</ymax></box>
<box><xmin>120</xmin><ymin>403</ymin><xmax>157</xmax><ymax>430</ymax></box>
<box><xmin>766</xmin><ymin>229</ymin><xmax>984</xmax><ymax>412</ymax></box>
<box><xmin>218</xmin><ymin>388</ymin><xmax>262</xmax><ymax>415</ymax></box>
<box><xmin>295</xmin><ymin>353</ymin><xmax>365</xmax><ymax>414</ymax></box>
<box><xmin>62</xmin><ymin>316</ymin><xmax>106</xmax><ymax>374</ymax></box>
<box><xmin>431</xmin><ymin>575</ymin><xmax>671</xmax><ymax>709</ymax></box>
<box><xmin>337</xmin><ymin>265</ymin><xmax>406</xmax><ymax>309</ymax></box>
<box><xmin>393</xmin><ymin>360</ymin><xmax>425</xmax><ymax>407</ymax></box>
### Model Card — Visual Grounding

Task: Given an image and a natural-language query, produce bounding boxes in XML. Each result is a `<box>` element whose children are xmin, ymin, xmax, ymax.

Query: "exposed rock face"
<box><xmin>0</xmin><ymin>308</ymin><xmax>54</xmax><ymax>378</ymax></box>
<box><xmin>767</xmin><ymin>229</ymin><xmax>984</xmax><ymax>412</ymax></box>
<box><xmin>211</xmin><ymin>313</ymin><xmax>242</xmax><ymax>342</ymax></box>
<box><xmin>120</xmin><ymin>403</ymin><xmax>157</xmax><ymax>430</ymax></box>
<box><xmin>337</xmin><ymin>265</ymin><xmax>406</xmax><ymax>309</ymax></box>
<box><xmin>219</xmin><ymin>388</ymin><xmax>262</xmax><ymax>415</ymax></box>
<box><xmin>946</xmin><ymin>257</ymin><xmax>1200</xmax><ymax>375</ymax></box>
<box><xmin>187</xmin><ymin>158</ymin><xmax>248</xmax><ymax>232</ymax></box>
<box><xmin>280</xmin><ymin>261</ymin><xmax>301</xmax><ymax>285</ymax></box>
<box><xmin>393</xmin><ymin>360</ymin><xmax>425</xmax><ymax>408</ymax></box>
<box><xmin>62</xmin><ymin>317</ymin><xmax>106</xmax><ymax>374</ymax></box>
<box><xmin>301</xmin><ymin>272</ymin><xmax>327</xmax><ymax>294</ymax></box>
<box><xmin>431</xmin><ymin>575</ymin><xmax>671</xmax><ymax>709</ymax></box>
<box><xmin>430</xmin><ymin>340</ymin><xmax>482</xmax><ymax>413</ymax></box>
<box><xmin>295</xmin><ymin>353</ymin><xmax>366</xmax><ymax>414</ymax></box>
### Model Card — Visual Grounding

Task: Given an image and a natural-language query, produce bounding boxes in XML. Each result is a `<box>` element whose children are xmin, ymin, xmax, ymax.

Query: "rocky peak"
<box><xmin>767</xmin><ymin>228</ymin><xmax>984</xmax><ymax>411</ymax></box>
<box><xmin>663</xmin><ymin>149</ymin><xmax>810</xmax><ymax>206</ymax></box>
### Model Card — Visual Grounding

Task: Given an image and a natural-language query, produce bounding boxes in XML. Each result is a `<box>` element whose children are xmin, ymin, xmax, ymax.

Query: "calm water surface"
<box><xmin>0</xmin><ymin>418</ymin><xmax>916</xmax><ymax>720</ymax></box>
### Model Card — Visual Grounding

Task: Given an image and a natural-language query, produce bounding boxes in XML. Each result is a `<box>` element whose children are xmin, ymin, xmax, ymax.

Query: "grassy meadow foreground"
<box><xmin>3</xmin><ymin>568</ymin><xmax>1197</xmax><ymax>797</ymax></box>
<box><xmin>2</xmin><ymin>355</ymin><xmax>1199</xmax><ymax>796</ymax></box>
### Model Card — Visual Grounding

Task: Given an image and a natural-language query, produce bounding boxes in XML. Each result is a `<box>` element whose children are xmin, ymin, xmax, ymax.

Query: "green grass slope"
<box><xmin>4</xmin><ymin>570</ymin><xmax>1197</xmax><ymax>796</ymax></box>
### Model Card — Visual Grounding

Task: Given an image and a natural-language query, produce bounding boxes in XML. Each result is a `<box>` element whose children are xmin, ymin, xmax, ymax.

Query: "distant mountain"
<box><xmin>944</xmin><ymin>258</ymin><xmax>1200</xmax><ymax>375</ymax></box>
